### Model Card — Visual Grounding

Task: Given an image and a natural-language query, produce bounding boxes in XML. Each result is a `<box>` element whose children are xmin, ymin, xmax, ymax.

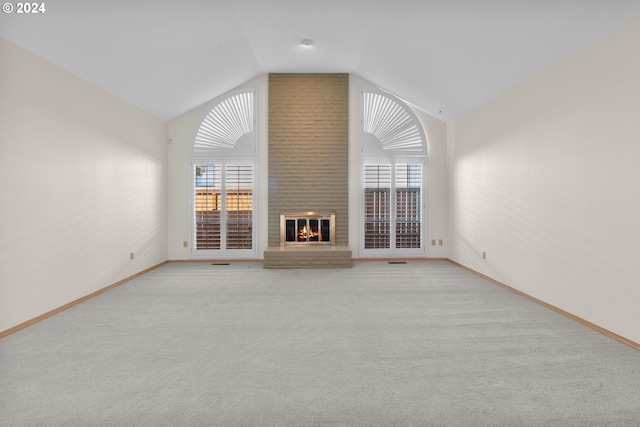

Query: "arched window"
<box><xmin>360</xmin><ymin>88</ymin><xmax>427</xmax><ymax>255</ymax></box>
<box><xmin>191</xmin><ymin>89</ymin><xmax>257</xmax><ymax>258</ymax></box>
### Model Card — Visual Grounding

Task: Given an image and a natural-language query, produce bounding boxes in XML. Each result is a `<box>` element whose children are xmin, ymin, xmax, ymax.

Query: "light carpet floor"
<box><xmin>1</xmin><ymin>261</ymin><xmax>639</xmax><ymax>426</ymax></box>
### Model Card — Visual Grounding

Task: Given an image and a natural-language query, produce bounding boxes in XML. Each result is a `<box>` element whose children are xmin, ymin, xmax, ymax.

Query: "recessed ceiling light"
<box><xmin>300</xmin><ymin>39</ymin><xmax>314</xmax><ymax>47</ymax></box>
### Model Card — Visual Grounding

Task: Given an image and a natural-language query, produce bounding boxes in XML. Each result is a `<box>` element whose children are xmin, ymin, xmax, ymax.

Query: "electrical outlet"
<box><xmin>183</xmin><ymin>241</ymin><xmax>188</xmax><ymax>248</ymax></box>
<box><xmin>130</xmin><ymin>252</ymin><xmax>134</xmax><ymax>260</ymax></box>
<box><xmin>438</xmin><ymin>239</ymin><xmax>443</xmax><ymax>246</ymax></box>
<box><xmin>431</xmin><ymin>239</ymin><xmax>436</xmax><ymax>246</ymax></box>
<box><xmin>482</xmin><ymin>251</ymin><xmax>486</xmax><ymax>259</ymax></box>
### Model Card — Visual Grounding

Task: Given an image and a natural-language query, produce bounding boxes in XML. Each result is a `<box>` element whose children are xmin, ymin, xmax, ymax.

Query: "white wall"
<box><xmin>348</xmin><ymin>75</ymin><xmax>449</xmax><ymax>258</ymax></box>
<box><xmin>167</xmin><ymin>75</ymin><xmax>269</xmax><ymax>260</ymax></box>
<box><xmin>416</xmin><ymin>106</ymin><xmax>449</xmax><ymax>258</ymax></box>
<box><xmin>0</xmin><ymin>38</ymin><xmax>168</xmax><ymax>333</ymax></box>
<box><xmin>448</xmin><ymin>18</ymin><xmax>640</xmax><ymax>344</ymax></box>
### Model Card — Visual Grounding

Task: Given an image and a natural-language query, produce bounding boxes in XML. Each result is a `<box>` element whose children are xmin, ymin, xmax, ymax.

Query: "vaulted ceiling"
<box><xmin>2</xmin><ymin>0</ymin><xmax>640</xmax><ymax>121</ymax></box>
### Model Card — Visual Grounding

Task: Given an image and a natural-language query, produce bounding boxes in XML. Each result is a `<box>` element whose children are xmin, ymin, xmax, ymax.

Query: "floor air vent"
<box><xmin>211</xmin><ymin>263</ymin><xmax>230</xmax><ymax>266</ymax></box>
<box><xmin>388</xmin><ymin>261</ymin><xmax>407</xmax><ymax>264</ymax></box>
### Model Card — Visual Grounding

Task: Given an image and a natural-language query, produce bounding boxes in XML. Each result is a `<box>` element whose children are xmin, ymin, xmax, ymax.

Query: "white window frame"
<box><xmin>191</xmin><ymin>159</ymin><xmax>257</xmax><ymax>258</ymax></box>
<box><xmin>359</xmin><ymin>87</ymin><xmax>427</xmax><ymax>257</ymax></box>
<box><xmin>190</xmin><ymin>88</ymin><xmax>258</xmax><ymax>259</ymax></box>
<box><xmin>360</xmin><ymin>157</ymin><xmax>426</xmax><ymax>256</ymax></box>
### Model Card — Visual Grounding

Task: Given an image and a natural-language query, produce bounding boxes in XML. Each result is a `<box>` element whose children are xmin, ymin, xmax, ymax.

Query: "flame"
<box><xmin>298</xmin><ymin>224</ymin><xmax>320</xmax><ymax>241</ymax></box>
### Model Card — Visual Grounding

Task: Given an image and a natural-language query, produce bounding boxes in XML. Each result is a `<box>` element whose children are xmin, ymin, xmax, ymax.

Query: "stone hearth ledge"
<box><xmin>263</xmin><ymin>246</ymin><xmax>352</xmax><ymax>269</ymax></box>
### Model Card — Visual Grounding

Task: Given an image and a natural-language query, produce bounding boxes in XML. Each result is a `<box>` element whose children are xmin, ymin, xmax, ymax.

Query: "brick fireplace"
<box><xmin>264</xmin><ymin>73</ymin><xmax>351</xmax><ymax>268</ymax></box>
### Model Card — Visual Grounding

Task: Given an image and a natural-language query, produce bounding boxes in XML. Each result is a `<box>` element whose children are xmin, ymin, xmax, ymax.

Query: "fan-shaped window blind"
<box><xmin>194</xmin><ymin>89</ymin><xmax>255</xmax><ymax>153</ymax></box>
<box><xmin>362</xmin><ymin>89</ymin><xmax>425</xmax><ymax>152</ymax></box>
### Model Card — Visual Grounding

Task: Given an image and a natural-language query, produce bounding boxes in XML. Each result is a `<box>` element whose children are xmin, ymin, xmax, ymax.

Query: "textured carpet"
<box><xmin>1</xmin><ymin>261</ymin><xmax>639</xmax><ymax>426</ymax></box>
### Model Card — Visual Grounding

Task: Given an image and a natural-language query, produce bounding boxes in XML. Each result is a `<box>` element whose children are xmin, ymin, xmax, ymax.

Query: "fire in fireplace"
<box><xmin>280</xmin><ymin>212</ymin><xmax>335</xmax><ymax>246</ymax></box>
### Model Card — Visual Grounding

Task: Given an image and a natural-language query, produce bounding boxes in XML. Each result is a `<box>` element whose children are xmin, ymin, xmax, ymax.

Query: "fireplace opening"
<box><xmin>280</xmin><ymin>212</ymin><xmax>335</xmax><ymax>246</ymax></box>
